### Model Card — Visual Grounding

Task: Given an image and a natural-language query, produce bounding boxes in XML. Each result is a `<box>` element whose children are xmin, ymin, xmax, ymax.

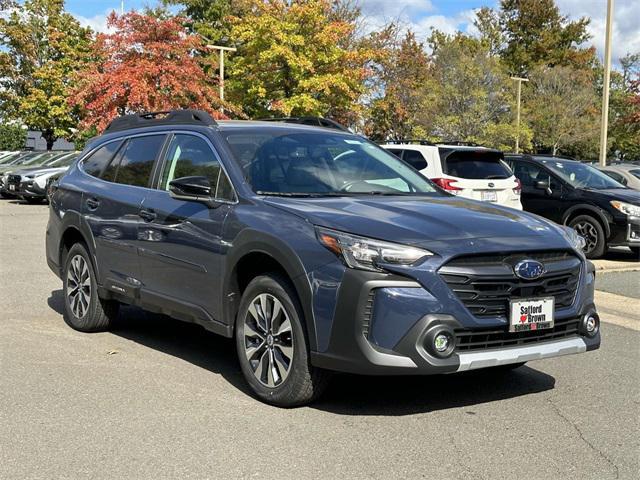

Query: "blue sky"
<box><xmin>67</xmin><ymin>1</ymin><xmax>638</xmax><ymax>62</ymax></box>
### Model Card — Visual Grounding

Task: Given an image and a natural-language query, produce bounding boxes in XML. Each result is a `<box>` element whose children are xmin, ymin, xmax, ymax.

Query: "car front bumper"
<box><xmin>310</xmin><ymin>256</ymin><xmax>600</xmax><ymax>375</ymax></box>
<box><xmin>608</xmin><ymin>216</ymin><xmax>640</xmax><ymax>248</ymax></box>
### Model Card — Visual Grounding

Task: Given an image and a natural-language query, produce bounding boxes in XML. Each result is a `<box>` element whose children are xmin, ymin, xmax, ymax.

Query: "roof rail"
<box><xmin>385</xmin><ymin>139</ymin><xmax>435</xmax><ymax>146</ymax></box>
<box><xmin>438</xmin><ymin>140</ymin><xmax>482</xmax><ymax>147</ymax></box>
<box><xmin>257</xmin><ymin>116</ymin><xmax>350</xmax><ymax>132</ymax></box>
<box><xmin>104</xmin><ymin>109</ymin><xmax>217</xmax><ymax>133</ymax></box>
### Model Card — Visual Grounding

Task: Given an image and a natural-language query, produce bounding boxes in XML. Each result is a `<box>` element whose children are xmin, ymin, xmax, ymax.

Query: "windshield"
<box><xmin>223</xmin><ymin>129</ymin><xmax>438</xmax><ymax>196</ymax></box>
<box><xmin>44</xmin><ymin>153</ymin><xmax>76</xmax><ymax>167</ymax></box>
<box><xmin>540</xmin><ymin>159</ymin><xmax>626</xmax><ymax>189</ymax></box>
<box><xmin>630</xmin><ymin>169</ymin><xmax>640</xmax><ymax>180</ymax></box>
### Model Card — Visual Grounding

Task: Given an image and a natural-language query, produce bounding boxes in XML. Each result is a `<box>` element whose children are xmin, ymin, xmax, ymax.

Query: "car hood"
<box><xmin>16</xmin><ymin>166</ymin><xmax>68</xmax><ymax>177</ymax></box>
<box><xmin>263</xmin><ymin>195</ymin><xmax>571</xmax><ymax>249</ymax></box>
<box><xmin>588</xmin><ymin>188</ymin><xmax>640</xmax><ymax>205</ymax></box>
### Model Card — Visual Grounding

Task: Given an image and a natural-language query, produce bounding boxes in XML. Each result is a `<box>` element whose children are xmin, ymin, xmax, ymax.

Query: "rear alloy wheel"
<box><xmin>62</xmin><ymin>243</ymin><xmax>119</xmax><ymax>332</ymax></box>
<box><xmin>235</xmin><ymin>274</ymin><xmax>330</xmax><ymax>407</ymax></box>
<box><xmin>569</xmin><ymin>215</ymin><xmax>606</xmax><ymax>259</ymax></box>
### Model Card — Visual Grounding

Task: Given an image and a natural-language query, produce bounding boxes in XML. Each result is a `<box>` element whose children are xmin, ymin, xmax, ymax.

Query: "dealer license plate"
<box><xmin>509</xmin><ymin>297</ymin><xmax>555</xmax><ymax>332</ymax></box>
<box><xmin>481</xmin><ymin>190</ymin><xmax>497</xmax><ymax>202</ymax></box>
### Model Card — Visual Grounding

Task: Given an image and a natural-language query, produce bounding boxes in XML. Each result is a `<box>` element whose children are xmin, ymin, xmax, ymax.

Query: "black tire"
<box><xmin>569</xmin><ymin>215</ymin><xmax>606</xmax><ymax>259</ymax></box>
<box><xmin>630</xmin><ymin>247</ymin><xmax>640</xmax><ymax>260</ymax></box>
<box><xmin>62</xmin><ymin>243</ymin><xmax>119</xmax><ymax>332</ymax></box>
<box><xmin>24</xmin><ymin>197</ymin><xmax>42</xmax><ymax>204</ymax></box>
<box><xmin>235</xmin><ymin>273</ymin><xmax>330</xmax><ymax>407</ymax></box>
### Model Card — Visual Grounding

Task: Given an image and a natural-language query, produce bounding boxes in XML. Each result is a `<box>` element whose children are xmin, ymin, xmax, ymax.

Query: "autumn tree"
<box><xmin>70</xmin><ymin>12</ymin><xmax>231</xmax><ymax>132</ymax></box>
<box><xmin>0</xmin><ymin>0</ymin><xmax>92</xmax><ymax>149</ymax></box>
<box><xmin>608</xmin><ymin>53</ymin><xmax>640</xmax><ymax>160</ymax></box>
<box><xmin>365</xmin><ymin>31</ymin><xmax>431</xmax><ymax>141</ymax></box>
<box><xmin>525</xmin><ymin>65</ymin><xmax>599</xmax><ymax>155</ymax></box>
<box><xmin>226</xmin><ymin>0</ymin><xmax>376</xmax><ymax>123</ymax></box>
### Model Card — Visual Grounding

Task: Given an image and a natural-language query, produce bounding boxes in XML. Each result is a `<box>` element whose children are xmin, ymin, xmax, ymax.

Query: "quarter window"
<box><xmin>402</xmin><ymin>150</ymin><xmax>428</xmax><ymax>170</ymax></box>
<box><xmin>160</xmin><ymin>134</ymin><xmax>234</xmax><ymax>201</ymax></box>
<box><xmin>82</xmin><ymin>141</ymin><xmax>123</xmax><ymax>177</ymax></box>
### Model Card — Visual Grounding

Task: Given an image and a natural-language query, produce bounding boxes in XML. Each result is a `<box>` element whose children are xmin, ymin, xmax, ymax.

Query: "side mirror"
<box><xmin>535</xmin><ymin>180</ymin><xmax>552</xmax><ymax>195</ymax></box>
<box><xmin>169</xmin><ymin>176</ymin><xmax>218</xmax><ymax>207</ymax></box>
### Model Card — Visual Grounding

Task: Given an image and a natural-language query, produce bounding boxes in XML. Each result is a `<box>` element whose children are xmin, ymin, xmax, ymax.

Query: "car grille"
<box><xmin>7</xmin><ymin>174</ymin><xmax>21</xmax><ymax>188</ymax></box>
<box><xmin>439</xmin><ymin>250</ymin><xmax>581</xmax><ymax>319</ymax></box>
<box><xmin>455</xmin><ymin>317</ymin><xmax>580</xmax><ymax>351</ymax></box>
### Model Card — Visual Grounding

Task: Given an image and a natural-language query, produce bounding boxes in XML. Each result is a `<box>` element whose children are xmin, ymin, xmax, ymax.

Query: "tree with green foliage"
<box><xmin>365</xmin><ymin>31</ymin><xmax>431</xmax><ymax>141</ymax></box>
<box><xmin>525</xmin><ymin>65</ymin><xmax>599</xmax><ymax>155</ymax></box>
<box><xmin>424</xmin><ymin>32</ymin><xmax>528</xmax><ymax>151</ymax></box>
<box><xmin>0</xmin><ymin>123</ymin><xmax>27</xmax><ymax>150</ymax></box>
<box><xmin>0</xmin><ymin>0</ymin><xmax>92</xmax><ymax>149</ymax></box>
<box><xmin>477</xmin><ymin>0</ymin><xmax>594</xmax><ymax>76</ymax></box>
<box><xmin>225</xmin><ymin>0</ymin><xmax>377</xmax><ymax>123</ymax></box>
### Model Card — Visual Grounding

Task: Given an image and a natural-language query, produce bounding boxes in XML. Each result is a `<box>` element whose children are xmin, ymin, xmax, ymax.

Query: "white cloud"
<box><xmin>555</xmin><ymin>0</ymin><xmax>640</xmax><ymax>62</ymax></box>
<box><xmin>73</xmin><ymin>10</ymin><xmax>116</xmax><ymax>34</ymax></box>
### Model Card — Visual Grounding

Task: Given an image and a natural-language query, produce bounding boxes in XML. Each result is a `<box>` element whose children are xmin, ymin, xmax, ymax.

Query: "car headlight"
<box><xmin>562</xmin><ymin>226</ymin><xmax>587</xmax><ymax>251</ymax></box>
<box><xmin>610</xmin><ymin>201</ymin><xmax>640</xmax><ymax>217</ymax></box>
<box><xmin>316</xmin><ymin>226</ymin><xmax>433</xmax><ymax>272</ymax></box>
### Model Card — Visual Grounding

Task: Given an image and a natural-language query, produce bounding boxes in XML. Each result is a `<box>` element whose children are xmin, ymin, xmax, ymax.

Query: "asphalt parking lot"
<box><xmin>1</xmin><ymin>200</ymin><xmax>639</xmax><ymax>480</ymax></box>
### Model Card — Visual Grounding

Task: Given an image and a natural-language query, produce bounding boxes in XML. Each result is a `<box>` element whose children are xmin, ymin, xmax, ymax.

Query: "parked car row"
<box><xmin>0</xmin><ymin>150</ymin><xmax>78</xmax><ymax>203</ymax></box>
<box><xmin>378</xmin><ymin>141</ymin><xmax>640</xmax><ymax>259</ymax></box>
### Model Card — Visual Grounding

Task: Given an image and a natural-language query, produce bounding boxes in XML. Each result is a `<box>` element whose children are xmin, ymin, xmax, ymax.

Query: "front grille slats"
<box><xmin>439</xmin><ymin>250</ymin><xmax>583</xmax><ymax>352</ymax></box>
<box><xmin>455</xmin><ymin>319</ymin><xmax>581</xmax><ymax>351</ymax></box>
<box><xmin>439</xmin><ymin>250</ymin><xmax>581</xmax><ymax>319</ymax></box>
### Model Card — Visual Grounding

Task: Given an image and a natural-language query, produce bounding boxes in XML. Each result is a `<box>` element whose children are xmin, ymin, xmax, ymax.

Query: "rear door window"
<box><xmin>402</xmin><ymin>150</ymin><xmax>428</xmax><ymax>170</ymax></box>
<box><xmin>441</xmin><ymin>150</ymin><xmax>511</xmax><ymax>179</ymax></box>
<box><xmin>105</xmin><ymin>135</ymin><xmax>166</xmax><ymax>187</ymax></box>
<box><xmin>82</xmin><ymin>141</ymin><xmax>123</xmax><ymax>177</ymax></box>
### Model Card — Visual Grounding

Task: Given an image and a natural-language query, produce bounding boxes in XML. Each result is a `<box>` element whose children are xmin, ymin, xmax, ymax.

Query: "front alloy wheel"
<box><xmin>235</xmin><ymin>274</ymin><xmax>330</xmax><ymax>407</ymax></box>
<box><xmin>243</xmin><ymin>293</ymin><xmax>294</xmax><ymax>387</ymax></box>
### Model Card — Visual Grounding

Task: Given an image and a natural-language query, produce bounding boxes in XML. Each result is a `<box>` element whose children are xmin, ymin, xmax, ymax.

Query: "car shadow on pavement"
<box><xmin>48</xmin><ymin>289</ymin><xmax>556</xmax><ymax>414</ymax></box>
<box><xmin>47</xmin><ymin>290</ymin><xmax>251</xmax><ymax>395</ymax></box>
<box><xmin>313</xmin><ymin>367</ymin><xmax>555</xmax><ymax>416</ymax></box>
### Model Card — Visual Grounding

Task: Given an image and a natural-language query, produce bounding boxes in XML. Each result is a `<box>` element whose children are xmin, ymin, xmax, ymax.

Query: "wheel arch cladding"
<box><xmin>563</xmin><ymin>205</ymin><xmax>611</xmax><ymax>238</ymax></box>
<box><xmin>59</xmin><ymin>211</ymin><xmax>99</xmax><ymax>277</ymax></box>
<box><xmin>224</xmin><ymin>232</ymin><xmax>318</xmax><ymax>350</ymax></box>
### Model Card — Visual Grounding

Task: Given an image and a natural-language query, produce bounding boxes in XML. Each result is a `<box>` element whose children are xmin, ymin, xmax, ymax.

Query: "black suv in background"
<box><xmin>505</xmin><ymin>154</ymin><xmax>640</xmax><ymax>259</ymax></box>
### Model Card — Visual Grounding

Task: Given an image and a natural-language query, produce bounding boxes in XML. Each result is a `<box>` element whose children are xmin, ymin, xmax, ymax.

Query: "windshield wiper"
<box><xmin>256</xmin><ymin>191</ymin><xmax>350</xmax><ymax>197</ymax></box>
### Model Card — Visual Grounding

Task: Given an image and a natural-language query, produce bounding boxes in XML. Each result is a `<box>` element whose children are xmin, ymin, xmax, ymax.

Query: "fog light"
<box><xmin>424</xmin><ymin>327</ymin><xmax>456</xmax><ymax>358</ymax></box>
<box><xmin>580</xmin><ymin>312</ymin><xmax>600</xmax><ymax>337</ymax></box>
<box><xmin>434</xmin><ymin>333</ymin><xmax>451</xmax><ymax>352</ymax></box>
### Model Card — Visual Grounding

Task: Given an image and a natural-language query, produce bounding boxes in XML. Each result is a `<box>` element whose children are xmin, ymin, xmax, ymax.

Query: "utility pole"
<box><xmin>206</xmin><ymin>45</ymin><xmax>237</xmax><ymax>108</ymax></box>
<box><xmin>599</xmin><ymin>0</ymin><xmax>614</xmax><ymax>167</ymax></box>
<box><xmin>510</xmin><ymin>76</ymin><xmax>529</xmax><ymax>154</ymax></box>
<box><xmin>120</xmin><ymin>1</ymin><xmax>124</xmax><ymax>15</ymax></box>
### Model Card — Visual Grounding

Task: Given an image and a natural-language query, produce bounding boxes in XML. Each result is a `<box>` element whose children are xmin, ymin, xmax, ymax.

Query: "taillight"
<box><xmin>432</xmin><ymin>178</ymin><xmax>462</xmax><ymax>193</ymax></box>
<box><xmin>513</xmin><ymin>178</ymin><xmax>521</xmax><ymax>195</ymax></box>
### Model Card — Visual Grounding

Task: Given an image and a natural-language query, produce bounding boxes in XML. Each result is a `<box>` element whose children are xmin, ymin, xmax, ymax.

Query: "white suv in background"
<box><xmin>382</xmin><ymin>141</ymin><xmax>522</xmax><ymax>210</ymax></box>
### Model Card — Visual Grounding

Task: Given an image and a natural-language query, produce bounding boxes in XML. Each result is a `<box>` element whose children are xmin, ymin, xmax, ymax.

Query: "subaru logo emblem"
<box><xmin>488</xmin><ymin>182</ymin><xmax>494</xmax><ymax>188</ymax></box>
<box><xmin>514</xmin><ymin>260</ymin><xmax>545</xmax><ymax>280</ymax></box>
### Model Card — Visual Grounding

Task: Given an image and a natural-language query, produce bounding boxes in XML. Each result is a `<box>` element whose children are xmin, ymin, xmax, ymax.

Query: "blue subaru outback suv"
<box><xmin>46</xmin><ymin>110</ymin><xmax>600</xmax><ymax>406</ymax></box>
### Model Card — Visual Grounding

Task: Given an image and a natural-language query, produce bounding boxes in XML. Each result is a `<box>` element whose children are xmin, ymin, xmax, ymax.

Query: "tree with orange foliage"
<box><xmin>70</xmin><ymin>12</ymin><xmax>231</xmax><ymax>132</ymax></box>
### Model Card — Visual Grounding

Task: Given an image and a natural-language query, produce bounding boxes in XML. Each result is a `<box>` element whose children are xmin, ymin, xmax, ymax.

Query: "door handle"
<box><xmin>139</xmin><ymin>209</ymin><xmax>157</xmax><ymax>222</ymax></box>
<box><xmin>86</xmin><ymin>197</ymin><xmax>100</xmax><ymax>210</ymax></box>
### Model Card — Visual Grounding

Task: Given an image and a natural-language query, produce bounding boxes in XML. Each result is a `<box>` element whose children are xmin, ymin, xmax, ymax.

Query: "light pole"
<box><xmin>206</xmin><ymin>45</ymin><xmax>237</xmax><ymax>106</ymax></box>
<box><xmin>511</xmin><ymin>76</ymin><xmax>529</xmax><ymax>154</ymax></box>
<box><xmin>599</xmin><ymin>0</ymin><xmax>615</xmax><ymax>167</ymax></box>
